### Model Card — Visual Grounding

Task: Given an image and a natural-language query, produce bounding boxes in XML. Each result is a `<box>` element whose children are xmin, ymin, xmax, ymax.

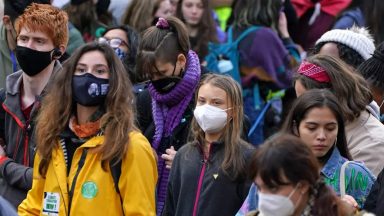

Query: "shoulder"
<box><xmin>345</xmin><ymin>161</ymin><xmax>376</xmax><ymax>180</ymax></box>
<box><xmin>126</xmin><ymin>131</ymin><xmax>153</xmax><ymax>156</ymax></box>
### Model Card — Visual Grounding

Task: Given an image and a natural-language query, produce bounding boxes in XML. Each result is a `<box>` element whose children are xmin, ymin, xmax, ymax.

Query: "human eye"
<box><xmin>197</xmin><ymin>97</ymin><xmax>205</xmax><ymax>105</ymax></box>
<box><xmin>326</xmin><ymin>125</ymin><xmax>337</xmax><ymax>132</ymax></box>
<box><xmin>36</xmin><ymin>39</ymin><xmax>45</xmax><ymax>45</ymax></box>
<box><xmin>17</xmin><ymin>36</ymin><xmax>28</xmax><ymax>43</ymax></box>
<box><xmin>306</xmin><ymin>124</ymin><xmax>317</xmax><ymax>131</ymax></box>
<box><xmin>75</xmin><ymin>66</ymin><xmax>87</xmax><ymax>73</ymax></box>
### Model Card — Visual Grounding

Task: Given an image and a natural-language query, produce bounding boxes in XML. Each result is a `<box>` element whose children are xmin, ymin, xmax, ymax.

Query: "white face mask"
<box><xmin>193</xmin><ymin>104</ymin><xmax>231</xmax><ymax>133</ymax></box>
<box><xmin>258</xmin><ymin>185</ymin><xmax>299</xmax><ymax>216</ymax></box>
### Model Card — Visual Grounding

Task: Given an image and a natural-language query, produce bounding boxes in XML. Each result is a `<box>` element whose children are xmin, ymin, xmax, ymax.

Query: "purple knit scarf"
<box><xmin>149</xmin><ymin>50</ymin><xmax>201</xmax><ymax>150</ymax></box>
<box><xmin>148</xmin><ymin>50</ymin><xmax>200</xmax><ymax>215</ymax></box>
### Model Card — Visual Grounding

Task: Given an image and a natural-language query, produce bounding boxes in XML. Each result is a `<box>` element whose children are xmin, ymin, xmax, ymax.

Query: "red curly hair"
<box><xmin>15</xmin><ymin>3</ymin><xmax>69</xmax><ymax>47</ymax></box>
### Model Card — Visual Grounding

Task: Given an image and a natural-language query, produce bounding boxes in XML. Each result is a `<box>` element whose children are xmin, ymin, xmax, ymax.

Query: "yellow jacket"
<box><xmin>18</xmin><ymin>131</ymin><xmax>157</xmax><ymax>216</ymax></box>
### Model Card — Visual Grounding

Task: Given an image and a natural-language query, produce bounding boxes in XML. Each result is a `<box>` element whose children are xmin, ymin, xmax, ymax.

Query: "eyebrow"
<box><xmin>76</xmin><ymin>63</ymin><xmax>108</xmax><ymax>67</ymax></box>
<box><xmin>18</xmin><ymin>35</ymin><xmax>47</xmax><ymax>41</ymax></box>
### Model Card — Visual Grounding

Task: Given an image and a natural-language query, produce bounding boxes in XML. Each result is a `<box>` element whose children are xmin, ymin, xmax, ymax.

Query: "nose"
<box><xmin>26</xmin><ymin>40</ymin><xmax>35</xmax><ymax>50</ymax></box>
<box><xmin>191</xmin><ymin>6</ymin><xmax>198</xmax><ymax>14</ymax></box>
<box><xmin>316</xmin><ymin>129</ymin><xmax>326</xmax><ymax>141</ymax></box>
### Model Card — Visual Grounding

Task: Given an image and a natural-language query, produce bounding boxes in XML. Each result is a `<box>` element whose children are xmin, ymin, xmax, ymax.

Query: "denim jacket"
<box><xmin>322</xmin><ymin>147</ymin><xmax>375</xmax><ymax>208</ymax></box>
<box><xmin>236</xmin><ymin>148</ymin><xmax>376</xmax><ymax>215</ymax></box>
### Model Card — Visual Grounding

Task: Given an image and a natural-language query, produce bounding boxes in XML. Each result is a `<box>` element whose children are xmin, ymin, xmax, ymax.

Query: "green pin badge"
<box><xmin>81</xmin><ymin>181</ymin><xmax>98</xmax><ymax>199</ymax></box>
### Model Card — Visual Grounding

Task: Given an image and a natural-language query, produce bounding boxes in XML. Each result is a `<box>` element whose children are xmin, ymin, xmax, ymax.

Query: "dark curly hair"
<box><xmin>312</xmin><ymin>42</ymin><xmax>365</xmax><ymax>69</ymax></box>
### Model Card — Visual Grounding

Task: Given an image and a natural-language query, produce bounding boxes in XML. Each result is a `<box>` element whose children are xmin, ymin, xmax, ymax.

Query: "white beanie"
<box><xmin>315</xmin><ymin>26</ymin><xmax>375</xmax><ymax>60</ymax></box>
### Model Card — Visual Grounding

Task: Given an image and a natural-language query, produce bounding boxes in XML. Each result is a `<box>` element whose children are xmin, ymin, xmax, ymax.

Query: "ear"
<box><xmin>176</xmin><ymin>53</ymin><xmax>187</xmax><ymax>69</ymax></box>
<box><xmin>52</xmin><ymin>45</ymin><xmax>66</xmax><ymax>59</ymax></box>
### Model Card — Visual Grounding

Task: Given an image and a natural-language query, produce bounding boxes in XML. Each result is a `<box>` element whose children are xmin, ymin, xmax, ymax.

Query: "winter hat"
<box><xmin>316</xmin><ymin>26</ymin><xmax>375</xmax><ymax>60</ymax></box>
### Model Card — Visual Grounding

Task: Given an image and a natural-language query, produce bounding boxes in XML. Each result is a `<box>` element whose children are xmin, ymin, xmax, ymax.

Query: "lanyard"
<box><xmin>9</xmin><ymin>50</ymin><xmax>18</xmax><ymax>72</ymax></box>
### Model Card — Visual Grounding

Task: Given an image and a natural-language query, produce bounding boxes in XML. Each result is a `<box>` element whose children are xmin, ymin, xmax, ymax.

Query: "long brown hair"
<box><xmin>294</xmin><ymin>55</ymin><xmax>372</xmax><ymax>122</ymax></box>
<box><xmin>36</xmin><ymin>42</ymin><xmax>136</xmax><ymax>177</ymax></box>
<box><xmin>136</xmin><ymin>16</ymin><xmax>190</xmax><ymax>80</ymax></box>
<box><xmin>121</xmin><ymin>0</ymin><xmax>155</xmax><ymax>32</ymax></box>
<box><xmin>190</xmin><ymin>73</ymin><xmax>251</xmax><ymax>179</ymax></box>
<box><xmin>281</xmin><ymin>89</ymin><xmax>352</xmax><ymax>160</ymax></box>
<box><xmin>176</xmin><ymin>0</ymin><xmax>218</xmax><ymax>58</ymax></box>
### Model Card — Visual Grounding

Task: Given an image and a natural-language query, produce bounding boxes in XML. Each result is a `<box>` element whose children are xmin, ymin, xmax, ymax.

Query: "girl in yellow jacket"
<box><xmin>18</xmin><ymin>42</ymin><xmax>158</xmax><ymax>216</ymax></box>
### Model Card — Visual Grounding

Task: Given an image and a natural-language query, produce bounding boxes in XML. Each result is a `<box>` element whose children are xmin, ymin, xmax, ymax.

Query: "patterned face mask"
<box><xmin>113</xmin><ymin>47</ymin><xmax>127</xmax><ymax>61</ymax></box>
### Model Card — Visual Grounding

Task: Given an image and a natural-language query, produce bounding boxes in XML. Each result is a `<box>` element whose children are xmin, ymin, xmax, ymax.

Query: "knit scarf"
<box><xmin>148</xmin><ymin>50</ymin><xmax>200</xmax><ymax>215</ymax></box>
<box><xmin>149</xmin><ymin>50</ymin><xmax>201</xmax><ymax>150</ymax></box>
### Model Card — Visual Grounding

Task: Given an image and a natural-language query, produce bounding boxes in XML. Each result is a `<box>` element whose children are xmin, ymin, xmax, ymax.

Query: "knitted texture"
<box><xmin>316</xmin><ymin>26</ymin><xmax>375</xmax><ymax>60</ymax></box>
<box><xmin>149</xmin><ymin>50</ymin><xmax>201</xmax><ymax>150</ymax></box>
<box><xmin>148</xmin><ymin>50</ymin><xmax>201</xmax><ymax>215</ymax></box>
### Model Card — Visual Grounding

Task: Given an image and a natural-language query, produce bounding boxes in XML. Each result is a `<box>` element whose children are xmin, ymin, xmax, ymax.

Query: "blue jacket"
<box><xmin>322</xmin><ymin>147</ymin><xmax>375</xmax><ymax>207</ymax></box>
<box><xmin>236</xmin><ymin>147</ymin><xmax>375</xmax><ymax>215</ymax></box>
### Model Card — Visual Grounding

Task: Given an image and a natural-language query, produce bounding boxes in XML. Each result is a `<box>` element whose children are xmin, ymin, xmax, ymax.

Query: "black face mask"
<box><xmin>15</xmin><ymin>46</ymin><xmax>54</xmax><ymax>76</ymax></box>
<box><xmin>72</xmin><ymin>73</ymin><xmax>109</xmax><ymax>107</ymax></box>
<box><xmin>151</xmin><ymin>64</ymin><xmax>184</xmax><ymax>94</ymax></box>
<box><xmin>151</xmin><ymin>76</ymin><xmax>182</xmax><ymax>94</ymax></box>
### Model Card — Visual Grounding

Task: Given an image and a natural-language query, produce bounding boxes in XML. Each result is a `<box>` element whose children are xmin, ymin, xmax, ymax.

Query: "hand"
<box><xmin>161</xmin><ymin>146</ymin><xmax>177</xmax><ymax>169</ymax></box>
<box><xmin>0</xmin><ymin>144</ymin><xmax>6</xmax><ymax>157</ymax></box>
<box><xmin>278</xmin><ymin>12</ymin><xmax>290</xmax><ymax>38</ymax></box>
<box><xmin>341</xmin><ymin>195</ymin><xmax>359</xmax><ymax>210</ymax></box>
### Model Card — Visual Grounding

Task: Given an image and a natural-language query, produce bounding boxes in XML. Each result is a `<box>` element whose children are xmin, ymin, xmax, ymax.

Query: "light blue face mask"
<box><xmin>113</xmin><ymin>47</ymin><xmax>127</xmax><ymax>61</ymax></box>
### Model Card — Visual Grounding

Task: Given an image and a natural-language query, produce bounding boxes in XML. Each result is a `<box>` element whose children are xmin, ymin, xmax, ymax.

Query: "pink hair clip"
<box><xmin>156</xmin><ymin>17</ymin><xmax>170</xmax><ymax>30</ymax></box>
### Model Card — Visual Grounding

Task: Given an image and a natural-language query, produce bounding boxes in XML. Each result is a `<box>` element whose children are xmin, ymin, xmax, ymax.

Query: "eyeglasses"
<box><xmin>98</xmin><ymin>37</ymin><xmax>128</xmax><ymax>48</ymax></box>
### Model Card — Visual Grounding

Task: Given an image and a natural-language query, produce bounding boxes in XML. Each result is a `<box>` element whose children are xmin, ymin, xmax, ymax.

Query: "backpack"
<box><xmin>204</xmin><ymin>26</ymin><xmax>260</xmax><ymax>83</ymax></box>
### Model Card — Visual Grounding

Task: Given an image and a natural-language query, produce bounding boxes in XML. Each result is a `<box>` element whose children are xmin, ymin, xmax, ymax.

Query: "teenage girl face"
<box><xmin>102</xmin><ymin>29</ymin><xmax>129</xmax><ymax>53</ymax></box>
<box><xmin>196</xmin><ymin>83</ymin><xmax>232</xmax><ymax>113</ymax></box>
<box><xmin>74</xmin><ymin>50</ymin><xmax>110</xmax><ymax>79</ymax></box>
<box><xmin>154</xmin><ymin>0</ymin><xmax>173</xmax><ymax>18</ymax></box>
<box><xmin>181</xmin><ymin>0</ymin><xmax>204</xmax><ymax>26</ymax></box>
<box><xmin>298</xmin><ymin>106</ymin><xmax>338</xmax><ymax>158</ymax></box>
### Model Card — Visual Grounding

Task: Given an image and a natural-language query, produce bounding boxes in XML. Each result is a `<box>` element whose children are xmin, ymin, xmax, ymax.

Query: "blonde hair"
<box><xmin>191</xmin><ymin>73</ymin><xmax>251</xmax><ymax>179</ymax></box>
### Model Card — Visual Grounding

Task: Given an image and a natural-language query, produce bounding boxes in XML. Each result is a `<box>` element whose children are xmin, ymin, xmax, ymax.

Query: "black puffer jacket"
<box><xmin>364</xmin><ymin>168</ymin><xmax>384</xmax><ymax>215</ymax></box>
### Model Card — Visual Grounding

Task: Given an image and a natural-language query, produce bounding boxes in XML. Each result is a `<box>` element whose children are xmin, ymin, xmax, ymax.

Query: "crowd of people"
<box><xmin>1</xmin><ymin>0</ymin><xmax>384</xmax><ymax>215</ymax></box>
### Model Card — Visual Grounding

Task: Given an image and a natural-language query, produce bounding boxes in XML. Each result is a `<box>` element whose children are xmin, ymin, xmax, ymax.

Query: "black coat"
<box><xmin>163</xmin><ymin>142</ymin><xmax>253</xmax><ymax>216</ymax></box>
<box><xmin>136</xmin><ymin>89</ymin><xmax>194</xmax><ymax>153</ymax></box>
<box><xmin>364</xmin><ymin>168</ymin><xmax>384</xmax><ymax>215</ymax></box>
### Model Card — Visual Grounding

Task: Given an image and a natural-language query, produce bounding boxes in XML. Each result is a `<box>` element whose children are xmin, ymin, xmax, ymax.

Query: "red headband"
<box><xmin>297</xmin><ymin>61</ymin><xmax>330</xmax><ymax>83</ymax></box>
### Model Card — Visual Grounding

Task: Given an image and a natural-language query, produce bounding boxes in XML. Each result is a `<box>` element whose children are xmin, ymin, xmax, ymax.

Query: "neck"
<box><xmin>188</xmin><ymin>25</ymin><xmax>199</xmax><ymax>37</ymax></box>
<box><xmin>204</xmin><ymin>131</ymin><xmax>222</xmax><ymax>143</ymax></box>
<box><xmin>293</xmin><ymin>192</ymin><xmax>310</xmax><ymax>216</ymax></box>
<box><xmin>76</xmin><ymin>104</ymin><xmax>99</xmax><ymax>124</ymax></box>
<box><xmin>21</xmin><ymin>61</ymin><xmax>55</xmax><ymax>108</ymax></box>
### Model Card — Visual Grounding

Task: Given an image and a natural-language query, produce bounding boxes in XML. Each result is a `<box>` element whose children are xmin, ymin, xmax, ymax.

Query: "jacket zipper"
<box><xmin>192</xmin><ymin>144</ymin><xmax>211</xmax><ymax>216</ymax></box>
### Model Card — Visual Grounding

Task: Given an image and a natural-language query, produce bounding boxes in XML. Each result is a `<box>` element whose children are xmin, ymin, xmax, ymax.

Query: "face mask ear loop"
<box><xmin>379</xmin><ymin>97</ymin><xmax>384</xmax><ymax>109</ymax></box>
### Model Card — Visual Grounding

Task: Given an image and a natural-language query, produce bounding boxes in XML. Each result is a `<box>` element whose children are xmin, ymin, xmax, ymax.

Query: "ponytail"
<box><xmin>137</xmin><ymin>16</ymin><xmax>190</xmax><ymax>79</ymax></box>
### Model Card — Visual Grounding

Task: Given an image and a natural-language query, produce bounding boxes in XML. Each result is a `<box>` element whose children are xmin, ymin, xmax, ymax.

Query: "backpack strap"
<box><xmin>340</xmin><ymin>160</ymin><xmax>352</xmax><ymax>197</ymax></box>
<box><xmin>110</xmin><ymin>158</ymin><xmax>125</xmax><ymax>215</ymax></box>
<box><xmin>233</xmin><ymin>26</ymin><xmax>261</xmax><ymax>45</ymax></box>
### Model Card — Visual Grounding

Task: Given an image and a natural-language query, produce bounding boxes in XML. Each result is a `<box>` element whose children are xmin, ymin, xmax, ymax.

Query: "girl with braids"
<box><xmin>18</xmin><ymin>43</ymin><xmax>157</xmax><ymax>215</ymax></box>
<box><xmin>358</xmin><ymin>41</ymin><xmax>384</xmax><ymax>122</ymax></box>
<box><xmin>238</xmin><ymin>89</ymin><xmax>375</xmax><ymax>215</ymax></box>
<box><xmin>244</xmin><ymin>133</ymin><xmax>359</xmax><ymax>216</ymax></box>
<box><xmin>135</xmin><ymin>17</ymin><xmax>201</xmax><ymax>214</ymax></box>
<box><xmin>163</xmin><ymin>73</ymin><xmax>253</xmax><ymax>215</ymax></box>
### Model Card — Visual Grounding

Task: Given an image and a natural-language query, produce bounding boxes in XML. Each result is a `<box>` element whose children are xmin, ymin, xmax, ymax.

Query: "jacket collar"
<box><xmin>5</xmin><ymin>60</ymin><xmax>62</xmax><ymax>95</ymax></box>
<box><xmin>321</xmin><ymin>147</ymin><xmax>347</xmax><ymax>179</ymax></box>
